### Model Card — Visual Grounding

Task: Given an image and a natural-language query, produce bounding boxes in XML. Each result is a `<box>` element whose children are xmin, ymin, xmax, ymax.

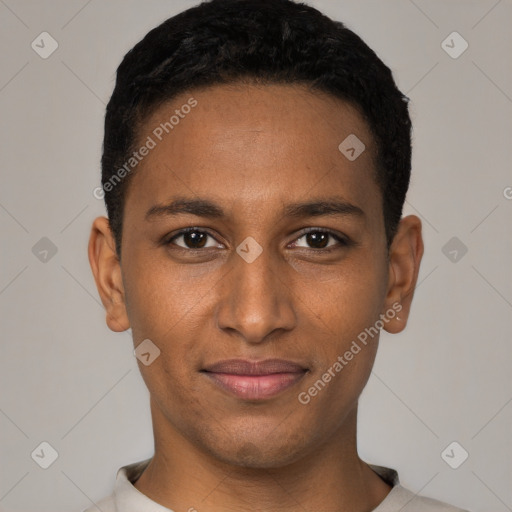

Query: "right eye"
<box><xmin>165</xmin><ymin>228</ymin><xmax>224</xmax><ymax>250</ymax></box>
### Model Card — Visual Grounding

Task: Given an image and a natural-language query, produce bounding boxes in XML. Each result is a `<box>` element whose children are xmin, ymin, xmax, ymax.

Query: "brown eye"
<box><xmin>305</xmin><ymin>231</ymin><xmax>329</xmax><ymax>249</ymax></box>
<box><xmin>167</xmin><ymin>229</ymin><xmax>221</xmax><ymax>250</ymax></box>
<box><xmin>291</xmin><ymin>229</ymin><xmax>348</xmax><ymax>250</ymax></box>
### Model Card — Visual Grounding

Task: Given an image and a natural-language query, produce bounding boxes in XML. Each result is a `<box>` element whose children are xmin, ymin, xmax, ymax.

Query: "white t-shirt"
<box><xmin>82</xmin><ymin>458</ymin><xmax>470</xmax><ymax>512</ymax></box>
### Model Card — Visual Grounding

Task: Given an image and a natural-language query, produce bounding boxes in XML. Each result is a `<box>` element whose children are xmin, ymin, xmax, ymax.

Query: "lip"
<box><xmin>201</xmin><ymin>358</ymin><xmax>308</xmax><ymax>400</ymax></box>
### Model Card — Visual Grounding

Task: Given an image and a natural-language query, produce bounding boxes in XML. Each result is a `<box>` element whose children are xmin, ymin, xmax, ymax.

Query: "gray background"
<box><xmin>1</xmin><ymin>0</ymin><xmax>511</xmax><ymax>511</ymax></box>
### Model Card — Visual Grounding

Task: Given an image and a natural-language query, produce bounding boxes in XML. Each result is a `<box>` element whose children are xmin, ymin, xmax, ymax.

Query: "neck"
<box><xmin>133</xmin><ymin>400</ymin><xmax>392</xmax><ymax>512</ymax></box>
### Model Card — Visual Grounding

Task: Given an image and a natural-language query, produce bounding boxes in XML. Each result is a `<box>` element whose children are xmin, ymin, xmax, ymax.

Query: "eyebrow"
<box><xmin>145</xmin><ymin>197</ymin><xmax>365</xmax><ymax>221</ymax></box>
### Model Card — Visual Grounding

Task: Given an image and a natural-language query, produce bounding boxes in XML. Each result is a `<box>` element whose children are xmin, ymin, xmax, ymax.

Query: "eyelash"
<box><xmin>164</xmin><ymin>227</ymin><xmax>350</xmax><ymax>253</ymax></box>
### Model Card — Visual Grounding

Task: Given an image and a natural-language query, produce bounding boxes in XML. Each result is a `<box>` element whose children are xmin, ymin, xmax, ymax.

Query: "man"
<box><xmin>86</xmin><ymin>0</ymin><xmax>470</xmax><ymax>510</ymax></box>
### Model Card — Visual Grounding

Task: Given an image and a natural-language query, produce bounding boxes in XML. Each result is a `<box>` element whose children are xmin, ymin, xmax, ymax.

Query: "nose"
<box><xmin>215</xmin><ymin>242</ymin><xmax>296</xmax><ymax>345</ymax></box>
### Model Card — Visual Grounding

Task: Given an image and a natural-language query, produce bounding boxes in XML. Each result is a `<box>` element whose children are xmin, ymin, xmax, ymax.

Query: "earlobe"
<box><xmin>382</xmin><ymin>215</ymin><xmax>424</xmax><ymax>334</ymax></box>
<box><xmin>88</xmin><ymin>216</ymin><xmax>130</xmax><ymax>332</ymax></box>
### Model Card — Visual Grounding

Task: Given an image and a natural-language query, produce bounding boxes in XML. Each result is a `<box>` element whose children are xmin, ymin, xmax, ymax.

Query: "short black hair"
<box><xmin>101</xmin><ymin>0</ymin><xmax>412</xmax><ymax>258</ymax></box>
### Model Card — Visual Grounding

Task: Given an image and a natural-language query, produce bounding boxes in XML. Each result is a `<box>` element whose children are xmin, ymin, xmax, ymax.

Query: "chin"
<box><xmin>205</xmin><ymin>434</ymin><xmax>309</xmax><ymax>470</ymax></box>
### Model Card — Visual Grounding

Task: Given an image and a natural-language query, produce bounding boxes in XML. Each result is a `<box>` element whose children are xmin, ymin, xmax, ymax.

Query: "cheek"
<box><xmin>300</xmin><ymin>252</ymin><xmax>387</xmax><ymax>339</ymax></box>
<box><xmin>122</xmin><ymin>252</ymin><xmax>199</xmax><ymax>338</ymax></box>
<box><xmin>122</xmin><ymin>258</ymin><xmax>208</xmax><ymax>382</ymax></box>
<box><xmin>298</xmin><ymin>279</ymin><xmax>384</xmax><ymax>417</ymax></box>
<box><xmin>300</xmin><ymin>352</ymin><xmax>378</xmax><ymax>431</ymax></box>
<box><xmin>129</xmin><ymin>308</ymin><xmax>202</xmax><ymax>419</ymax></box>
<box><xmin>297</xmin><ymin>254</ymin><xmax>386</xmax><ymax>395</ymax></box>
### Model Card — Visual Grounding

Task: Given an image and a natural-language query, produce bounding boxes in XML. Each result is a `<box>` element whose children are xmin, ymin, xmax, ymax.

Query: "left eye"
<box><xmin>290</xmin><ymin>230</ymin><xmax>346</xmax><ymax>250</ymax></box>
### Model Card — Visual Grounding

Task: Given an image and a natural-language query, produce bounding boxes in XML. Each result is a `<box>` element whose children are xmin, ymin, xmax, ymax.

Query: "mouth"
<box><xmin>200</xmin><ymin>358</ymin><xmax>308</xmax><ymax>400</ymax></box>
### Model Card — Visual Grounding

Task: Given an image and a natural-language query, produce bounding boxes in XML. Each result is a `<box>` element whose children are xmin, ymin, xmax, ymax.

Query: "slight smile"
<box><xmin>201</xmin><ymin>358</ymin><xmax>309</xmax><ymax>400</ymax></box>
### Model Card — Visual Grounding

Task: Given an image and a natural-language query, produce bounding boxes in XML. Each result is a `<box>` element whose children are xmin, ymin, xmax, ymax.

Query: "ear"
<box><xmin>382</xmin><ymin>215</ymin><xmax>424</xmax><ymax>334</ymax></box>
<box><xmin>88</xmin><ymin>216</ymin><xmax>130</xmax><ymax>332</ymax></box>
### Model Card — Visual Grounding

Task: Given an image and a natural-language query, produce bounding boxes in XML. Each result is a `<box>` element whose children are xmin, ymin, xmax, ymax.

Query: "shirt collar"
<box><xmin>368</xmin><ymin>463</ymin><xmax>400</xmax><ymax>487</ymax></box>
<box><xmin>114</xmin><ymin>458</ymin><xmax>401</xmax><ymax>511</ymax></box>
<box><xmin>114</xmin><ymin>458</ymin><xmax>172</xmax><ymax>511</ymax></box>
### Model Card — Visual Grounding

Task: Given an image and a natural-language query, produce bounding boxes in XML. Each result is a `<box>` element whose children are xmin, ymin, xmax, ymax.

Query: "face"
<box><xmin>89</xmin><ymin>83</ymin><xmax>423</xmax><ymax>468</ymax></box>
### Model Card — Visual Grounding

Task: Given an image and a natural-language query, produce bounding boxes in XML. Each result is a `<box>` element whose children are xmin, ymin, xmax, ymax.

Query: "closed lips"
<box><xmin>201</xmin><ymin>358</ymin><xmax>308</xmax><ymax>375</ymax></box>
<box><xmin>201</xmin><ymin>359</ymin><xmax>308</xmax><ymax>400</ymax></box>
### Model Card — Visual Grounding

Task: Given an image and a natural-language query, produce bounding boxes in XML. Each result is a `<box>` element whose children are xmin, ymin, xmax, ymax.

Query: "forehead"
<box><xmin>125</xmin><ymin>83</ymin><xmax>381</xmax><ymax>220</ymax></box>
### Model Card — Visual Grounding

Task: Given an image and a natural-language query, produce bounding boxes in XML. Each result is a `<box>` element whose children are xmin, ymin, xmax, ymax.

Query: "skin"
<box><xmin>89</xmin><ymin>82</ymin><xmax>423</xmax><ymax>511</ymax></box>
